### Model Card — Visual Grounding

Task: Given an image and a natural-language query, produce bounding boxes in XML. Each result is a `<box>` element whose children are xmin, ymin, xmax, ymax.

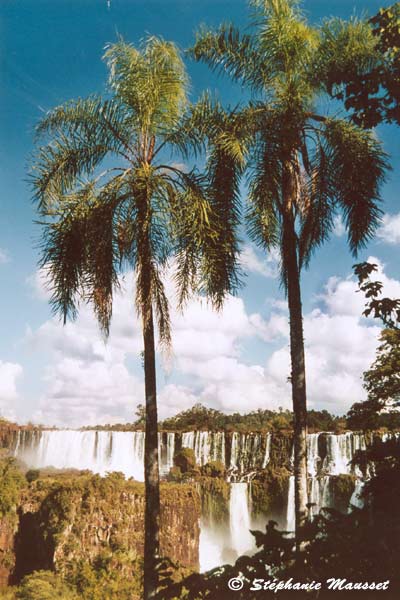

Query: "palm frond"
<box><xmin>314</xmin><ymin>16</ymin><xmax>378</xmax><ymax>96</ymax></box>
<box><xmin>246</xmin><ymin>114</ymin><xmax>282</xmax><ymax>251</ymax></box>
<box><xmin>189</xmin><ymin>24</ymin><xmax>266</xmax><ymax>90</ymax></box>
<box><xmin>298</xmin><ymin>140</ymin><xmax>335</xmax><ymax>269</ymax></box>
<box><xmin>104</xmin><ymin>36</ymin><xmax>188</xmax><ymax>137</ymax></box>
<box><xmin>32</xmin><ymin>136</ymin><xmax>110</xmax><ymax>211</ymax></box>
<box><xmin>251</xmin><ymin>0</ymin><xmax>319</xmax><ymax>90</ymax></box>
<box><xmin>35</xmin><ymin>96</ymin><xmax>133</xmax><ymax>156</ymax></box>
<box><xmin>201</xmin><ymin>142</ymin><xmax>244</xmax><ymax>308</ymax></box>
<box><xmin>323</xmin><ymin>119</ymin><xmax>389</xmax><ymax>255</ymax></box>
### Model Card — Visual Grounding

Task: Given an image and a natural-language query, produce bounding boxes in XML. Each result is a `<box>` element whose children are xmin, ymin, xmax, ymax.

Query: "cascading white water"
<box><xmin>349</xmin><ymin>479</ymin><xmax>365</xmax><ymax>510</ymax></box>
<box><xmin>286</xmin><ymin>476</ymin><xmax>295</xmax><ymax>532</ymax></box>
<box><xmin>309</xmin><ymin>475</ymin><xmax>332</xmax><ymax>519</ymax></box>
<box><xmin>322</xmin><ymin>432</ymin><xmax>367</xmax><ymax>476</ymax></box>
<box><xmin>181</xmin><ymin>431</ymin><xmax>225</xmax><ymax>466</ymax></box>
<box><xmin>286</xmin><ymin>432</ymin><xmax>371</xmax><ymax>528</ymax></box>
<box><xmin>307</xmin><ymin>433</ymin><xmax>320</xmax><ymax>477</ymax></box>
<box><xmin>16</xmin><ymin>430</ymin><xmax>146</xmax><ymax>481</ymax></box>
<box><xmin>262</xmin><ymin>433</ymin><xmax>271</xmax><ymax>468</ymax></box>
<box><xmin>14</xmin><ymin>427</ymin><xmax>375</xmax><ymax>562</ymax></box>
<box><xmin>229</xmin><ymin>482</ymin><xmax>254</xmax><ymax>557</ymax></box>
<box><xmin>230</xmin><ymin>432</ymin><xmax>240</xmax><ymax>469</ymax></box>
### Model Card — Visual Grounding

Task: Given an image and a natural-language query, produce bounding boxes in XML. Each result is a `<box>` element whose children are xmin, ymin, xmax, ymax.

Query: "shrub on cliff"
<box><xmin>174</xmin><ymin>449</ymin><xmax>196</xmax><ymax>474</ymax></box>
<box><xmin>200</xmin><ymin>461</ymin><xmax>225</xmax><ymax>478</ymax></box>
<box><xmin>16</xmin><ymin>571</ymin><xmax>78</xmax><ymax>600</ymax></box>
<box><xmin>70</xmin><ymin>551</ymin><xmax>142</xmax><ymax>600</ymax></box>
<box><xmin>25</xmin><ymin>470</ymin><xmax>40</xmax><ymax>484</ymax></box>
<box><xmin>166</xmin><ymin>466</ymin><xmax>183</xmax><ymax>482</ymax></box>
<box><xmin>0</xmin><ymin>458</ymin><xmax>25</xmax><ymax>518</ymax></box>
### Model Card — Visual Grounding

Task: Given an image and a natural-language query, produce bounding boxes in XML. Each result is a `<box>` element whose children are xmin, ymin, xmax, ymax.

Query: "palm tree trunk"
<box><xmin>283</xmin><ymin>162</ymin><xmax>308</xmax><ymax>543</ymax></box>
<box><xmin>142</xmin><ymin>300</ymin><xmax>160</xmax><ymax>600</ymax></box>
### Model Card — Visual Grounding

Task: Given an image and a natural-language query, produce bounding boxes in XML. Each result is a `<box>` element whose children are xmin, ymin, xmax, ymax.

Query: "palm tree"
<box><xmin>190</xmin><ymin>0</ymin><xmax>389</xmax><ymax>539</ymax></box>
<box><xmin>31</xmin><ymin>37</ymin><xmax>225</xmax><ymax>599</ymax></box>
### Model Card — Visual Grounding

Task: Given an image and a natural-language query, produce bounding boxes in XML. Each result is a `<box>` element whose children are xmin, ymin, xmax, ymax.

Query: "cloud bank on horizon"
<box><xmin>3</xmin><ymin>243</ymin><xmax>400</xmax><ymax>428</ymax></box>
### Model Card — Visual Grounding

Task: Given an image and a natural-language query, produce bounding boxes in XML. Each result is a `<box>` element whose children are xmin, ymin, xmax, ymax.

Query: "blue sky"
<box><xmin>0</xmin><ymin>0</ymin><xmax>399</xmax><ymax>426</ymax></box>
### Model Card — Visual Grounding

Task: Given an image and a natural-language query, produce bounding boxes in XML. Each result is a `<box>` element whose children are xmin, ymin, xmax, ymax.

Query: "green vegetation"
<box><xmin>0</xmin><ymin>465</ymin><xmax>199</xmax><ymax>599</ymax></box>
<box><xmin>17</xmin><ymin>0</ymin><xmax>400</xmax><ymax>597</ymax></box>
<box><xmin>160</xmin><ymin>403</ymin><xmax>345</xmax><ymax>433</ymax></box>
<box><xmin>31</xmin><ymin>32</ymin><xmax>231</xmax><ymax>599</ymax></box>
<box><xmin>198</xmin><ymin>478</ymin><xmax>230</xmax><ymax>527</ymax></box>
<box><xmin>200</xmin><ymin>461</ymin><xmax>226</xmax><ymax>479</ymax></box>
<box><xmin>354</xmin><ymin>261</ymin><xmax>400</xmax><ymax>330</ymax></box>
<box><xmin>0</xmin><ymin>458</ymin><xmax>25</xmax><ymax>519</ymax></box>
<box><xmin>173</xmin><ymin>448</ymin><xmax>197</xmax><ymax>474</ymax></box>
<box><xmin>15</xmin><ymin>571</ymin><xmax>78</xmax><ymax>600</ymax></box>
<box><xmin>251</xmin><ymin>466</ymin><xmax>291</xmax><ymax>520</ymax></box>
<box><xmin>330</xmin><ymin>475</ymin><xmax>357</xmax><ymax>513</ymax></box>
<box><xmin>327</xmin><ymin>3</ymin><xmax>400</xmax><ymax>128</ymax></box>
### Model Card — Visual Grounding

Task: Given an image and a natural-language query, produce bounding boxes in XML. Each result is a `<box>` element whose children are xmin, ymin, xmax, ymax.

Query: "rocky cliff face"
<box><xmin>0</xmin><ymin>472</ymin><xmax>200</xmax><ymax>586</ymax></box>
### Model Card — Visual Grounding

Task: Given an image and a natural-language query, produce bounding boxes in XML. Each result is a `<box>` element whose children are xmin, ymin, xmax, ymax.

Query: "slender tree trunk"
<box><xmin>283</xmin><ymin>162</ymin><xmax>308</xmax><ymax>544</ymax></box>
<box><xmin>142</xmin><ymin>300</ymin><xmax>160</xmax><ymax>600</ymax></box>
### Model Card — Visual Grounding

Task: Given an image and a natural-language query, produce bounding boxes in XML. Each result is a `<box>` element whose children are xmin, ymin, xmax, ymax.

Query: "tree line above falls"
<box><xmin>75</xmin><ymin>402</ymin><xmax>400</xmax><ymax>434</ymax></box>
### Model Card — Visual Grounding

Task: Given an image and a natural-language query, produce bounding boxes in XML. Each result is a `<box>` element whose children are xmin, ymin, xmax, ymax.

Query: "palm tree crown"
<box><xmin>191</xmin><ymin>0</ymin><xmax>388</xmax><ymax>278</ymax></box>
<box><xmin>32</xmin><ymin>36</ymin><xmax>215</xmax><ymax>340</ymax></box>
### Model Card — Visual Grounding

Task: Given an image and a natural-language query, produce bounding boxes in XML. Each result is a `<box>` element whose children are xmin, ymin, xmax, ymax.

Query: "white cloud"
<box><xmin>33</xmin><ymin>356</ymin><xmax>143</xmax><ymax>428</ymax></box>
<box><xmin>0</xmin><ymin>361</ymin><xmax>22</xmax><ymax>421</ymax></box>
<box><xmin>239</xmin><ymin>245</ymin><xmax>280</xmax><ymax>278</ymax></box>
<box><xmin>0</xmin><ymin>248</ymin><xmax>10</xmax><ymax>264</ymax></box>
<box><xmin>333</xmin><ymin>215</ymin><xmax>346</xmax><ymax>237</ymax></box>
<box><xmin>377</xmin><ymin>213</ymin><xmax>400</xmax><ymax>244</ymax></box>
<box><xmin>24</xmin><ymin>254</ymin><xmax>399</xmax><ymax>425</ymax></box>
<box><xmin>26</xmin><ymin>267</ymin><xmax>52</xmax><ymax>300</ymax></box>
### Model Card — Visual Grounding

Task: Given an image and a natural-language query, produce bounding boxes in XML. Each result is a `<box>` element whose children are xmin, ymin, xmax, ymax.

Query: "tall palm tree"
<box><xmin>190</xmin><ymin>0</ymin><xmax>389</xmax><ymax>539</ymax></box>
<box><xmin>31</xmin><ymin>37</ymin><xmax>225</xmax><ymax>599</ymax></box>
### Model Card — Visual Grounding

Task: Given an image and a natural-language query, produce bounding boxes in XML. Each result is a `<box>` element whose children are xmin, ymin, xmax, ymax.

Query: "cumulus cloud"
<box><xmin>24</xmin><ymin>254</ymin><xmax>399</xmax><ymax>425</ymax></box>
<box><xmin>377</xmin><ymin>213</ymin><xmax>400</xmax><ymax>244</ymax></box>
<box><xmin>259</xmin><ymin>255</ymin><xmax>400</xmax><ymax>414</ymax></box>
<box><xmin>33</xmin><ymin>356</ymin><xmax>143</xmax><ymax>427</ymax></box>
<box><xmin>239</xmin><ymin>245</ymin><xmax>280</xmax><ymax>278</ymax></box>
<box><xmin>0</xmin><ymin>361</ymin><xmax>22</xmax><ymax>421</ymax></box>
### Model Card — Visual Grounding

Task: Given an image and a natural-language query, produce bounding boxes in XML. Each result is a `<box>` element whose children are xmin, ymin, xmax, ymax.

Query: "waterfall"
<box><xmin>323</xmin><ymin>433</ymin><xmax>353</xmax><ymax>475</ymax></box>
<box><xmin>262</xmin><ymin>433</ymin><xmax>271</xmax><ymax>468</ymax></box>
<box><xmin>229</xmin><ymin>433</ymin><xmax>264</xmax><ymax>473</ymax></box>
<box><xmin>166</xmin><ymin>432</ymin><xmax>175</xmax><ymax>473</ymax></box>
<box><xmin>20</xmin><ymin>430</ymin><xmax>146</xmax><ymax>481</ymax></box>
<box><xmin>229</xmin><ymin>482</ymin><xmax>254</xmax><ymax>557</ymax></box>
<box><xmin>286</xmin><ymin>476</ymin><xmax>295</xmax><ymax>532</ymax></box>
<box><xmin>309</xmin><ymin>476</ymin><xmax>332</xmax><ymax>519</ymax></box>
<box><xmin>286</xmin><ymin>432</ymin><xmax>370</xmax><ymax>527</ymax></box>
<box><xmin>307</xmin><ymin>433</ymin><xmax>320</xmax><ymax>477</ymax></box>
<box><xmin>349</xmin><ymin>479</ymin><xmax>365</xmax><ymax>510</ymax></box>
<box><xmin>230</xmin><ymin>433</ymin><xmax>240</xmax><ymax>469</ymax></box>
